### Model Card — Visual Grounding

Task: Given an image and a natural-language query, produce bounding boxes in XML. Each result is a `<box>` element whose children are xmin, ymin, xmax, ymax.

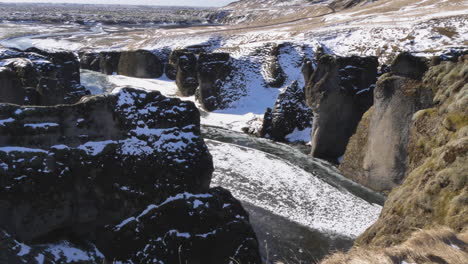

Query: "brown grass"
<box><xmin>321</xmin><ymin>227</ymin><xmax>468</xmax><ymax>264</ymax></box>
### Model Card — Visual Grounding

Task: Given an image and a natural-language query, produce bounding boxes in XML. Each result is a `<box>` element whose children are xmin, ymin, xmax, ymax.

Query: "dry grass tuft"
<box><xmin>320</xmin><ymin>227</ymin><xmax>468</xmax><ymax>264</ymax></box>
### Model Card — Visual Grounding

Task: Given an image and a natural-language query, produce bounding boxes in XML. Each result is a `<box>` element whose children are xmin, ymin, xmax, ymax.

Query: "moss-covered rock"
<box><xmin>354</xmin><ymin>53</ymin><xmax>467</xmax><ymax>246</ymax></box>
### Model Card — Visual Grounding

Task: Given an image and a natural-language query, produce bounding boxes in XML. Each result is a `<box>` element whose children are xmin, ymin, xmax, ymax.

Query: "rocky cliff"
<box><xmin>305</xmin><ymin>54</ymin><xmax>378</xmax><ymax>161</ymax></box>
<box><xmin>0</xmin><ymin>48</ymin><xmax>89</xmax><ymax>105</ymax></box>
<box><xmin>325</xmin><ymin>51</ymin><xmax>467</xmax><ymax>261</ymax></box>
<box><xmin>0</xmin><ymin>87</ymin><xmax>261</xmax><ymax>263</ymax></box>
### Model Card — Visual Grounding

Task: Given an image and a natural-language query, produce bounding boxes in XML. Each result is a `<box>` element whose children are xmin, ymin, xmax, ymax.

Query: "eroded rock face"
<box><xmin>98</xmin><ymin>187</ymin><xmax>261</xmax><ymax>264</ymax></box>
<box><xmin>260</xmin><ymin>81</ymin><xmax>313</xmax><ymax>141</ymax></box>
<box><xmin>0</xmin><ymin>87</ymin><xmax>212</xmax><ymax>242</ymax></box>
<box><xmin>354</xmin><ymin>54</ymin><xmax>467</xmax><ymax>247</ymax></box>
<box><xmin>340</xmin><ymin>53</ymin><xmax>433</xmax><ymax>192</ymax></box>
<box><xmin>196</xmin><ymin>52</ymin><xmax>231</xmax><ymax>111</ymax></box>
<box><xmin>0</xmin><ymin>87</ymin><xmax>261</xmax><ymax>263</ymax></box>
<box><xmin>305</xmin><ymin>54</ymin><xmax>378</xmax><ymax>161</ymax></box>
<box><xmin>79</xmin><ymin>51</ymin><xmax>101</xmax><ymax>72</ymax></box>
<box><xmin>263</xmin><ymin>44</ymin><xmax>286</xmax><ymax>88</ymax></box>
<box><xmin>175</xmin><ymin>51</ymin><xmax>199</xmax><ymax>97</ymax></box>
<box><xmin>0</xmin><ymin>67</ymin><xmax>24</xmax><ymax>105</ymax></box>
<box><xmin>99</xmin><ymin>51</ymin><xmax>121</xmax><ymax>75</ymax></box>
<box><xmin>117</xmin><ymin>50</ymin><xmax>164</xmax><ymax>78</ymax></box>
<box><xmin>0</xmin><ymin>48</ymin><xmax>89</xmax><ymax>105</ymax></box>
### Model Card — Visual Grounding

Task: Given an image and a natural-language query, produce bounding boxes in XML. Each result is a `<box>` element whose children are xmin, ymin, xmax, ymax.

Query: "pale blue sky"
<box><xmin>0</xmin><ymin>0</ymin><xmax>235</xmax><ymax>7</ymax></box>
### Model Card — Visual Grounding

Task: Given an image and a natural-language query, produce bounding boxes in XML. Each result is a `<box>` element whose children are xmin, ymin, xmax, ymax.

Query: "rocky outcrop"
<box><xmin>301</xmin><ymin>58</ymin><xmax>314</xmax><ymax>87</ymax></box>
<box><xmin>390</xmin><ymin>52</ymin><xmax>429</xmax><ymax>80</ymax></box>
<box><xmin>98</xmin><ymin>187</ymin><xmax>261</xmax><ymax>264</ymax></box>
<box><xmin>0</xmin><ymin>87</ymin><xmax>261</xmax><ymax>263</ymax></box>
<box><xmin>353</xmin><ymin>53</ymin><xmax>467</xmax><ymax>246</ymax></box>
<box><xmin>0</xmin><ymin>48</ymin><xmax>89</xmax><ymax>105</ymax></box>
<box><xmin>339</xmin><ymin>53</ymin><xmax>434</xmax><ymax>192</ymax></box>
<box><xmin>79</xmin><ymin>51</ymin><xmax>101</xmax><ymax>72</ymax></box>
<box><xmin>305</xmin><ymin>54</ymin><xmax>378</xmax><ymax>161</ymax></box>
<box><xmin>196</xmin><ymin>52</ymin><xmax>231</xmax><ymax>111</ymax></box>
<box><xmin>260</xmin><ymin>81</ymin><xmax>313</xmax><ymax>141</ymax></box>
<box><xmin>0</xmin><ymin>67</ymin><xmax>24</xmax><ymax>105</ymax></box>
<box><xmin>175</xmin><ymin>51</ymin><xmax>199</xmax><ymax>96</ymax></box>
<box><xmin>99</xmin><ymin>51</ymin><xmax>121</xmax><ymax>75</ymax></box>
<box><xmin>263</xmin><ymin>44</ymin><xmax>285</xmax><ymax>88</ymax></box>
<box><xmin>117</xmin><ymin>50</ymin><xmax>164</xmax><ymax>78</ymax></box>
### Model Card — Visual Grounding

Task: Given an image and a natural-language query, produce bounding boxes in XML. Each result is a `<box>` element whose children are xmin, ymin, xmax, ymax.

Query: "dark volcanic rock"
<box><xmin>0</xmin><ymin>67</ymin><xmax>24</xmax><ymax>105</ymax></box>
<box><xmin>196</xmin><ymin>52</ymin><xmax>231</xmax><ymax>111</ymax></box>
<box><xmin>0</xmin><ymin>87</ymin><xmax>212</xmax><ymax>242</ymax></box>
<box><xmin>79</xmin><ymin>51</ymin><xmax>101</xmax><ymax>72</ymax></box>
<box><xmin>391</xmin><ymin>52</ymin><xmax>429</xmax><ymax>80</ymax></box>
<box><xmin>175</xmin><ymin>51</ymin><xmax>199</xmax><ymax>96</ymax></box>
<box><xmin>0</xmin><ymin>48</ymin><xmax>89</xmax><ymax>105</ymax></box>
<box><xmin>98</xmin><ymin>187</ymin><xmax>261</xmax><ymax>264</ymax></box>
<box><xmin>261</xmin><ymin>81</ymin><xmax>313</xmax><ymax>141</ymax></box>
<box><xmin>99</xmin><ymin>51</ymin><xmax>121</xmax><ymax>75</ymax></box>
<box><xmin>0</xmin><ymin>87</ymin><xmax>261</xmax><ymax>263</ymax></box>
<box><xmin>264</xmin><ymin>44</ymin><xmax>286</xmax><ymax>88</ymax></box>
<box><xmin>340</xmin><ymin>54</ymin><xmax>433</xmax><ymax>192</ymax></box>
<box><xmin>305</xmin><ymin>54</ymin><xmax>378</xmax><ymax>161</ymax></box>
<box><xmin>118</xmin><ymin>50</ymin><xmax>164</xmax><ymax>78</ymax></box>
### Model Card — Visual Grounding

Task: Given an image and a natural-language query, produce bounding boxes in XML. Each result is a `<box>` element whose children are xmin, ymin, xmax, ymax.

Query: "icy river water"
<box><xmin>202</xmin><ymin>126</ymin><xmax>384</xmax><ymax>263</ymax></box>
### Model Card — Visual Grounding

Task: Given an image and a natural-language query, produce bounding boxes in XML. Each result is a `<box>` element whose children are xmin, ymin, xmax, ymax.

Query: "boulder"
<box><xmin>98</xmin><ymin>187</ymin><xmax>261</xmax><ymax>264</ymax></box>
<box><xmin>117</xmin><ymin>50</ymin><xmax>163</xmax><ymax>78</ymax></box>
<box><xmin>339</xmin><ymin>53</ymin><xmax>433</xmax><ymax>192</ymax></box>
<box><xmin>305</xmin><ymin>54</ymin><xmax>378</xmax><ymax>161</ymax></box>
<box><xmin>261</xmin><ymin>81</ymin><xmax>313</xmax><ymax>141</ymax></box>
<box><xmin>196</xmin><ymin>52</ymin><xmax>231</xmax><ymax>111</ymax></box>
<box><xmin>263</xmin><ymin>44</ymin><xmax>285</xmax><ymax>88</ymax></box>
<box><xmin>99</xmin><ymin>51</ymin><xmax>121</xmax><ymax>75</ymax></box>
<box><xmin>0</xmin><ymin>87</ymin><xmax>213</xmax><ymax>242</ymax></box>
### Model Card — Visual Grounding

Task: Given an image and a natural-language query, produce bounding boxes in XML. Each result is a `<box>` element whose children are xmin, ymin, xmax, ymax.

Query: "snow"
<box><xmin>43</xmin><ymin>241</ymin><xmax>104</xmax><ymax>262</ymax></box>
<box><xmin>24</xmin><ymin>123</ymin><xmax>59</xmax><ymax>129</ymax></box>
<box><xmin>114</xmin><ymin>193</ymin><xmax>213</xmax><ymax>231</ymax></box>
<box><xmin>0</xmin><ymin>118</ymin><xmax>15</xmax><ymax>126</ymax></box>
<box><xmin>207</xmin><ymin>139</ymin><xmax>382</xmax><ymax>238</ymax></box>
<box><xmin>0</xmin><ymin>146</ymin><xmax>48</xmax><ymax>154</ymax></box>
<box><xmin>285</xmin><ymin>126</ymin><xmax>312</xmax><ymax>142</ymax></box>
<box><xmin>77</xmin><ymin>140</ymin><xmax>115</xmax><ymax>156</ymax></box>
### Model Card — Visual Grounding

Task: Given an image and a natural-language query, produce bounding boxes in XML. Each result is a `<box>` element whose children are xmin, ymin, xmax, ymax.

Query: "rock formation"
<box><xmin>98</xmin><ymin>187</ymin><xmax>261</xmax><ymax>264</ymax></box>
<box><xmin>79</xmin><ymin>51</ymin><xmax>101</xmax><ymax>72</ymax></box>
<box><xmin>353</xmin><ymin>53</ymin><xmax>467</xmax><ymax>246</ymax></box>
<box><xmin>0</xmin><ymin>48</ymin><xmax>89</xmax><ymax>105</ymax></box>
<box><xmin>339</xmin><ymin>53</ymin><xmax>433</xmax><ymax>192</ymax></box>
<box><xmin>260</xmin><ymin>81</ymin><xmax>313</xmax><ymax>141</ymax></box>
<box><xmin>263</xmin><ymin>43</ymin><xmax>286</xmax><ymax>88</ymax></box>
<box><xmin>175</xmin><ymin>51</ymin><xmax>199</xmax><ymax>96</ymax></box>
<box><xmin>0</xmin><ymin>87</ymin><xmax>261</xmax><ymax>263</ymax></box>
<box><xmin>196</xmin><ymin>52</ymin><xmax>231</xmax><ymax>111</ymax></box>
<box><xmin>305</xmin><ymin>54</ymin><xmax>378</xmax><ymax>161</ymax></box>
<box><xmin>99</xmin><ymin>51</ymin><xmax>121</xmax><ymax>75</ymax></box>
<box><xmin>117</xmin><ymin>50</ymin><xmax>164</xmax><ymax>78</ymax></box>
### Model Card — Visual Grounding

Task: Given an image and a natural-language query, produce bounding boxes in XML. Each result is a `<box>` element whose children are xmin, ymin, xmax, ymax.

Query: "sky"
<box><xmin>0</xmin><ymin>0</ymin><xmax>236</xmax><ymax>7</ymax></box>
